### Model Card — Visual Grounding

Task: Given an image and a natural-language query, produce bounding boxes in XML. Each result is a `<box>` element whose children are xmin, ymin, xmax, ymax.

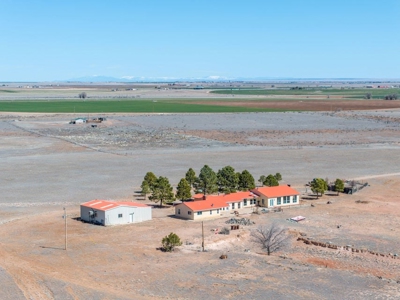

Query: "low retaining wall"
<box><xmin>297</xmin><ymin>237</ymin><xmax>399</xmax><ymax>259</ymax></box>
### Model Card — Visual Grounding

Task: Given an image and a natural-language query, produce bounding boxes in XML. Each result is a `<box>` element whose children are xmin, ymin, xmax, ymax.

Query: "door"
<box><xmin>269</xmin><ymin>199</ymin><xmax>274</xmax><ymax>207</ymax></box>
<box><xmin>129</xmin><ymin>213</ymin><xmax>134</xmax><ymax>223</ymax></box>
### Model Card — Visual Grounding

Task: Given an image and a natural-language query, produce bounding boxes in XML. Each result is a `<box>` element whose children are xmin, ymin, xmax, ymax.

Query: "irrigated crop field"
<box><xmin>1</xmin><ymin>82</ymin><xmax>399</xmax><ymax>113</ymax></box>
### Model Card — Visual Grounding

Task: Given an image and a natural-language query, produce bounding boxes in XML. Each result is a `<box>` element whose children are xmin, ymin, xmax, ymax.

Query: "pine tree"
<box><xmin>195</xmin><ymin>165</ymin><xmax>218</xmax><ymax>195</ymax></box>
<box><xmin>217</xmin><ymin>166</ymin><xmax>239</xmax><ymax>193</ymax></box>
<box><xmin>264</xmin><ymin>174</ymin><xmax>279</xmax><ymax>187</ymax></box>
<box><xmin>176</xmin><ymin>178</ymin><xmax>192</xmax><ymax>201</ymax></box>
<box><xmin>149</xmin><ymin>176</ymin><xmax>175</xmax><ymax>207</ymax></box>
<box><xmin>238</xmin><ymin>170</ymin><xmax>256</xmax><ymax>190</ymax></box>
<box><xmin>185</xmin><ymin>168</ymin><xmax>197</xmax><ymax>189</ymax></box>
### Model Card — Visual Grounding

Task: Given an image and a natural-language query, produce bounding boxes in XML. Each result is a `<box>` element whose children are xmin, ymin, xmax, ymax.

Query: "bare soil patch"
<box><xmin>190</xmin><ymin>100</ymin><xmax>400</xmax><ymax>111</ymax></box>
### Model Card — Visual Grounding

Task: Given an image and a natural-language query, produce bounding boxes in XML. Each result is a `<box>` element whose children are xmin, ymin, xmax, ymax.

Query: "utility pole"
<box><xmin>201</xmin><ymin>221</ymin><xmax>204</xmax><ymax>252</ymax></box>
<box><xmin>63</xmin><ymin>207</ymin><xmax>67</xmax><ymax>250</ymax></box>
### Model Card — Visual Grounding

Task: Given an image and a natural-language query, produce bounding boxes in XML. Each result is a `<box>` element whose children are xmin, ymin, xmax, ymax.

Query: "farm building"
<box><xmin>251</xmin><ymin>186</ymin><xmax>300</xmax><ymax>208</ymax></box>
<box><xmin>80</xmin><ymin>200</ymin><xmax>152</xmax><ymax>226</ymax></box>
<box><xmin>69</xmin><ymin>117</ymin><xmax>87</xmax><ymax>124</ymax></box>
<box><xmin>175</xmin><ymin>191</ymin><xmax>257</xmax><ymax>220</ymax></box>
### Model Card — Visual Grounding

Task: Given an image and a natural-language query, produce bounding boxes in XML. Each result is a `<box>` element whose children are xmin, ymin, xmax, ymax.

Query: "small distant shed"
<box><xmin>70</xmin><ymin>117</ymin><xmax>87</xmax><ymax>124</ymax></box>
<box><xmin>80</xmin><ymin>200</ymin><xmax>152</xmax><ymax>226</ymax></box>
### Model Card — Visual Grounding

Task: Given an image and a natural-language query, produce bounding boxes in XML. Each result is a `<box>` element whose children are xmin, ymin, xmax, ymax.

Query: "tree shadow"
<box><xmin>147</xmin><ymin>204</ymin><xmax>172</xmax><ymax>209</ymax></box>
<box><xmin>167</xmin><ymin>214</ymin><xmax>186</xmax><ymax>219</ymax></box>
<box><xmin>40</xmin><ymin>246</ymin><xmax>65</xmax><ymax>250</ymax></box>
<box><xmin>301</xmin><ymin>196</ymin><xmax>318</xmax><ymax>200</ymax></box>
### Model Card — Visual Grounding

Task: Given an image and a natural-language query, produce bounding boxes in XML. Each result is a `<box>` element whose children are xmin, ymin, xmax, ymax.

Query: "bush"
<box><xmin>161</xmin><ymin>232</ymin><xmax>182</xmax><ymax>252</ymax></box>
<box><xmin>219</xmin><ymin>227</ymin><xmax>230</xmax><ymax>235</ymax></box>
<box><xmin>384</xmin><ymin>94</ymin><xmax>398</xmax><ymax>100</ymax></box>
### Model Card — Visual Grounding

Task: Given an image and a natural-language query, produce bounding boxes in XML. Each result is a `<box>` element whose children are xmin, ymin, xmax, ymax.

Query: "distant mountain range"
<box><xmin>65</xmin><ymin>75</ymin><xmax>398</xmax><ymax>83</ymax></box>
<box><xmin>66</xmin><ymin>75</ymin><xmax>233</xmax><ymax>83</ymax></box>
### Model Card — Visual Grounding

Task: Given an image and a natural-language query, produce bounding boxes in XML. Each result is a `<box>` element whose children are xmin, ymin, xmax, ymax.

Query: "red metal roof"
<box><xmin>81</xmin><ymin>200</ymin><xmax>150</xmax><ymax>211</ymax></box>
<box><xmin>180</xmin><ymin>191</ymin><xmax>256</xmax><ymax>212</ymax></box>
<box><xmin>251</xmin><ymin>186</ymin><xmax>300</xmax><ymax>198</ymax></box>
<box><xmin>182</xmin><ymin>199</ymin><xmax>228</xmax><ymax>211</ymax></box>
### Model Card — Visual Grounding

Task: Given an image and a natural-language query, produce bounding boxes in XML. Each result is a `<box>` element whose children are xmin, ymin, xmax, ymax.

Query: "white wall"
<box><xmin>258</xmin><ymin>195</ymin><xmax>299</xmax><ymax>208</ymax></box>
<box><xmin>175</xmin><ymin>204</ymin><xmax>194</xmax><ymax>220</ymax></box>
<box><xmin>81</xmin><ymin>205</ymin><xmax>152</xmax><ymax>225</ymax></box>
<box><xmin>105</xmin><ymin>206</ymin><xmax>152</xmax><ymax>225</ymax></box>
<box><xmin>80</xmin><ymin>205</ymin><xmax>106</xmax><ymax>224</ymax></box>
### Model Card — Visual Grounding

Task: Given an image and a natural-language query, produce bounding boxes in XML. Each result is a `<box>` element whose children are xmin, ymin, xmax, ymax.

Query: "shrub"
<box><xmin>161</xmin><ymin>232</ymin><xmax>182</xmax><ymax>252</ymax></box>
<box><xmin>219</xmin><ymin>227</ymin><xmax>230</xmax><ymax>235</ymax></box>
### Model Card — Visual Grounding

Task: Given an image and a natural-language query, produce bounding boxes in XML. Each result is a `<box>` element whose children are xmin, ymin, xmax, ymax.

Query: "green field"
<box><xmin>210</xmin><ymin>88</ymin><xmax>400</xmax><ymax>98</ymax></box>
<box><xmin>0</xmin><ymin>89</ymin><xmax>18</xmax><ymax>93</ymax></box>
<box><xmin>0</xmin><ymin>99</ymin><xmax>292</xmax><ymax>113</ymax></box>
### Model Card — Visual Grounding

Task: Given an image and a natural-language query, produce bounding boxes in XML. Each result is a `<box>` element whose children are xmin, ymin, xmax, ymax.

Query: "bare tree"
<box><xmin>251</xmin><ymin>223</ymin><xmax>290</xmax><ymax>255</ymax></box>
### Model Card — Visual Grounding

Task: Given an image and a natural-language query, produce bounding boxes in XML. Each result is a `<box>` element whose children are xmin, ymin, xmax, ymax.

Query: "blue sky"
<box><xmin>1</xmin><ymin>0</ymin><xmax>399</xmax><ymax>81</ymax></box>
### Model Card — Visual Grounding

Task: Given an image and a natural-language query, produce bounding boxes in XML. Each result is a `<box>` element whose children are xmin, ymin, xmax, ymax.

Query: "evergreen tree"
<box><xmin>176</xmin><ymin>178</ymin><xmax>192</xmax><ymax>201</ymax></box>
<box><xmin>149</xmin><ymin>176</ymin><xmax>175</xmax><ymax>207</ymax></box>
<box><xmin>143</xmin><ymin>171</ymin><xmax>157</xmax><ymax>190</ymax></box>
<box><xmin>310</xmin><ymin>178</ymin><xmax>328</xmax><ymax>198</ymax></box>
<box><xmin>263</xmin><ymin>174</ymin><xmax>279</xmax><ymax>187</ymax></box>
<box><xmin>258</xmin><ymin>175</ymin><xmax>266</xmax><ymax>186</ymax></box>
<box><xmin>334</xmin><ymin>178</ymin><xmax>345</xmax><ymax>195</ymax></box>
<box><xmin>274</xmin><ymin>172</ymin><xmax>282</xmax><ymax>181</ymax></box>
<box><xmin>238</xmin><ymin>170</ymin><xmax>256</xmax><ymax>190</ymax></box>
<box><xmin>185</xmin><ymin>168</ymin><xmax>197</xmax><ymax>189</ymax></box>
<box><xmin>195</xmin><ymin>165</ymin><xmax>218</xmax><ymax>195</ymax></box>
<box><xmin>161</xmin><ymin>232</ymin><xmax>182</xmax><ymax>252</ymax></box>
<box><xmin>217</xmin><ymin>165</ymin><xmax>239</xmax><ymax>193</ymax></box>
<box><xmin>140</xmin><ymin>180</ymin><xmax>151</xmax><ymax>200</ymax></box>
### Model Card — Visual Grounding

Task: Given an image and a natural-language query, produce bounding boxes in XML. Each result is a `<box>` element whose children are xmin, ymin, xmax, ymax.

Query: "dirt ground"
<box><xmin>0</xmin><ymin>178</ymin><xmax>399</xmax><ymax>299</ymax></box>
<box><xmin>1</xmin><ymin>108</ymin><xmax>400</xmax><ymax>299</ymax></box>
<box><xmin>190</xmin><ymin>99</ymin><xmax>400</xmax><ymax>111</ymax></box>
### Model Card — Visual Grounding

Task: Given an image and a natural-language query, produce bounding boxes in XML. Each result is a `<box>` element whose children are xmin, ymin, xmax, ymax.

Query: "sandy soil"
<box><xmin>1</xmin><ymin>109</ymin><xmax>400</xmax><ymax>299</ymax></box>
<box><xmin>0</xmin><ymin>178</ymin><xmax>399</xmax><ymax>299</ymax></box>
<box><xmin>190</xmin><ymin>99</ymin><xmax>400</xmax><ymax>111</ymax></box>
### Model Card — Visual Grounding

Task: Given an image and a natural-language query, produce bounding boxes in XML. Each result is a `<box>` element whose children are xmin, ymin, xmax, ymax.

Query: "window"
<box><xmin>178</xmin><ymin>209</ymin><xmax>181</xmax><ymax>215</ymax></box>
<box><xmin>262</xmin><ymin>199</ymin><xmax>265</xmax><ymax>205</ymax></box>
<box><xmin>283</xmin><ymin>196</ymin><xmax>290</xmax><ymax>204</ymax></box>
<box><xmin>210</xmin><ymin>210</ymin><xmax>212</xmax><ymax>215</ymax></box>
<box><xmin>118</xmin><ymin>214</ymin><xmax>123</xmax><ymax>218</ymax></box>
<box><xmin>232</xmin><ymin>203</ymin><xmax>235</xmax><ymax>209</ymax></box>
<box><xmin>238</xmin><ymin>202</ymin><xmax>241</xmax><ymax>209</ymax></box>
<box><xmin>197</xmin><ymin>211</ymin><xmax>202</xmax><ymax>215</ymax></box>
<box><xmin>277</xmin><ymin>197</ymin><xmax>281</xmax><ymax>205</ymax></box>
<box><xmin>188</xmin><ymin>211</ymin><xmax>192</xmax><ymax>215</ymax></box>
<box><xmin>244</xmin><ymin>199</ymin><xmax>247</xmax><ymax>206</ymax></box>
<box><xmin>293</xmin><ymin>195</ymin><xmax>297</xmax><ymax>203</ymax></box>
<box><xmin>217</xmin><ymin>209</ymin><xmax>219</xmax><ymax>214</ymax></box>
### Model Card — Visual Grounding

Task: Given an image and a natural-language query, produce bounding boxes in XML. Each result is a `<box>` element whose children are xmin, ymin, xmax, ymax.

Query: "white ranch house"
<box><xmin>175</xmin><ymin>186</ymin><xmax>300</xmax><ymax>220</ymax></box>
<box><xmin>251</xmin><ymin>186</ymin><xmax>300</xmax><ymax>208</ymax></box>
